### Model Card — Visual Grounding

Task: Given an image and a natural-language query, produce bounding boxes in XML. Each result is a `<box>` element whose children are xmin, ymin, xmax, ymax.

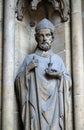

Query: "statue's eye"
<box><xmin>46</xmin><ymin>33</ymin><xmax>51</xmax><ymax>37</ymax></box>
<box><xmin>37</xmin><ymin>34</ymin><xmax>43</xmax><ymax>38</ymax></box>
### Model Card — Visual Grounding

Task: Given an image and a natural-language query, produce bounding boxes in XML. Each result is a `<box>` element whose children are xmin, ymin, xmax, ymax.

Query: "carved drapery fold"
<box><xmin>15</xmin><ymin>0</ymin><xmax>69</xmax><ymax>24</ymax></box>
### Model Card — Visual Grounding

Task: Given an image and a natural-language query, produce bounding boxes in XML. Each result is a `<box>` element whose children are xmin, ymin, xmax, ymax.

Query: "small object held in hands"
<box><xmin>45</xmin><ymin>68</ymin><xmax>61</xmax><ymax>79</ymax></box>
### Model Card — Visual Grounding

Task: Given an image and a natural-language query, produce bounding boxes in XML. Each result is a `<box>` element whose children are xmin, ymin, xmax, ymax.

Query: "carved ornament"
<box><xmin>15</xmin><ymin>0</ymin><xmax>70</xmax><ymax>24</ymax></box>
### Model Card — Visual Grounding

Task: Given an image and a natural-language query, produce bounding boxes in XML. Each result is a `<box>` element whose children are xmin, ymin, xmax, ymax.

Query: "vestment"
<box><xmin>15</xmin><ymin>48</ymin><xmax>71</xmax><ymax>130</ymax></box>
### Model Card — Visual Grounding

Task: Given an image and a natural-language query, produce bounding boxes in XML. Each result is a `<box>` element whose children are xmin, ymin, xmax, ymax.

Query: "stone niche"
<box><xmin>15</xmin><ymin>0</ymin><xmax>70</xmax><ymax>75</ymax></box>
<box><xmin>14</xmin><ymin>0</ymin><xmax>71</xmax><ymax>130</ymax></box>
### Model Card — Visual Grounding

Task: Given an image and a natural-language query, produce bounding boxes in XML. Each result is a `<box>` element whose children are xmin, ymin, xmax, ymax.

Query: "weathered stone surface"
<box><xmin>0</xmin><ymin>111</ymin><xmax>1</xmax><ymax>130</ymax></box>
<box><xmin>52</xmin><ymin>24</ymin><xmax>65</xmax><ymax>54</ymax></box>
<box><xmin>0</xmin><ymin>0</ymin><xmax>3</xmax><ymax>20</ymax></box>
<box><xmin>0</xmin><ymin>49</ymin><xmax>2</xmax><ymax>110</ymax></box>
<box><xmin>74</xmin><ymin>95</ymin><xmax>84</xmax><ymax>130</ymax></box>
<box><xmin>15</xmin><ymin>21</ymin><xmax>37</xmax><ymax>75</ymax></box>
<box><xmin>2</xmin><ymin>1</ymin><xmax>15</xmax><ymax>130</ymax></box>
<box><xmin>0</xmin><ymin>0</ymin><xmax>3</xmax><ymax>129</ymax></box>
<box><xmin>71</xmin><ymin>0</ymin><xmax>82</xmax><ymax>12</ymax></box>
<box><xmin>71</xmin><ymin>0</ymin><xmax>84</xmax><ymax>130</ymax></box>
<box><xmin>82</xmin><ymin>0</ymin><xmax>84</xmax><ymax>61</ymax></box>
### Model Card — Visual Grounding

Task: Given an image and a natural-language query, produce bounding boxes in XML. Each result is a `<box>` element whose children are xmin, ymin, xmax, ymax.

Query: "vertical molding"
<box><xmin>71</xmin><ymin>0</ymin><xmax>84</xmax><ymax>129</ymax></box>
<box><xmin>64</xmin><ymin>21</ymin><xmax>73</xmax><ymax>130</ymax></box>
<box><xmin>2</xmin><ymin>0</ymin><xmax>15</xmax><ymax>130</ymax></box>
<box><xmin>64</xmin><ymin>21</ymin><xmax>71</xmax><ymax>74</ymax></box>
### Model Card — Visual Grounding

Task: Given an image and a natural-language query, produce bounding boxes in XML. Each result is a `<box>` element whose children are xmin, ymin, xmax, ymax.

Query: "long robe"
<box><xmin>15</xmin><ymin>49</ymin><xmax>71</xmax><ymax>130</ymax></box>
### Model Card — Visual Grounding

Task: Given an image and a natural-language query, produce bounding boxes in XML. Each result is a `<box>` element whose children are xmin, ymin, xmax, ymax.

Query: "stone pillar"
<box><xmin>71</xmin><ymin>0</ymin><xmax>84</xmax><ymax>130</ymax></box>
<box><xmin>64</xmin><ymin>21</ymin><xmax>73</xmax><ymax>130</ymax></box>
<box><xmin>64</xmin><ymin>21</ymin><xmax>71</xmax><ymax>74</ymax></box>
<box><xmin>2</xmin><ymin>0</ymin><xmax>15</xmax><ymax>130</ymax></box>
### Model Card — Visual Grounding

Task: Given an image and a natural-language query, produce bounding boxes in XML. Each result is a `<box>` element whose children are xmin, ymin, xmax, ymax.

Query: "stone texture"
<box><xmin>71</xmin><ymin>0</ymin><xmax>84</xmax><ymax>130</ymax></box>
<box><xmin>82</xmin><ymin>0</ymin><xmax>84</xmax><ymax>60</ymax></box>
<box><xmin>0</xmin><ymin>111</ymin><xmax>1</xmax><ymax>130</ymax></box>
<box><xmin>52</xmin><ymin>24</ymin><xmax>65</xmax><ymax>54</ymax></box>
<box><xmin>0</xmin><ymin>0</ymin><xmax>3</xmax><ymax>129</ymax></box>
<box><xmin>0</xmin><ymin>22</ymin><xmax>2</xmax><ymax>111</ymax></box>
<box><xmin>0</xmin><ymin>48</ymin><xmax>2</xmax><ymax>110</ymax></box>
<box><xmin>74</xmin><ymin>95</ymin><xmax>84</xmax><ymax>130</ymax></box>
<box><xmin>2</xmin><ymin>1</ymin><xmax>15</xmax><ymax>130</ymax></box>
<box><xmin>64</xmin><ymin>21</ymin><xmax>73</xmax><ymax>130</ymax></box>
<box><xmin>0</xmin><ymin>0</ymin><xmax>3</xmax><ymax>20</ymax></box>
<box><xmin>71</xmin><ymin>0</ymin><xmax>82</xmax><ymax>12</ymax></box>
<box><xmin>15</xmin><ymin>20</ymin><xmax>37</xmax><ymax>75</ymax></box>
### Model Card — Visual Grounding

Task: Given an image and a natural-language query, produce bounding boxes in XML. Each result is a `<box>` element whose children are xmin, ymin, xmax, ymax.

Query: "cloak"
<box><xmin>15</xmin><ymin>50</ymin><xmax>71</xmax><ymax>130</ymax></box>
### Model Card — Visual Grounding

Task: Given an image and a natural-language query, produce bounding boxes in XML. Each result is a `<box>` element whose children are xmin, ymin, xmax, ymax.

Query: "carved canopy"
<box><xmin>16</xmin><ymin>0</ymin><xmax>70</xmax><ymax>24</ymax></box>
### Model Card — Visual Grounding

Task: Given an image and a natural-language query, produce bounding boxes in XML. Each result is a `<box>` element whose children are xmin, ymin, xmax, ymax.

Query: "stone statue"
<box><xmin>15</xmin><ymin>18</ymin><xmax>71</xmax><ymax>130</ymax></box>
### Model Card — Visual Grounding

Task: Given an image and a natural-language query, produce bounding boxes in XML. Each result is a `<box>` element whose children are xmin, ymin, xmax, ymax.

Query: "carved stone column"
<box><xmin>71</xmin><ymin>0</ymin><xmax>84</xmax><ymax>129</ymax></box>
<box><xmin>2</xmin><ymin>0</ymin><xmax>15</xmax><ymax>130</ymax></box>
<box><xmin>64</xmin><ymin>21</ymin><xmax>73</xmax><ymax>130</ymax></box>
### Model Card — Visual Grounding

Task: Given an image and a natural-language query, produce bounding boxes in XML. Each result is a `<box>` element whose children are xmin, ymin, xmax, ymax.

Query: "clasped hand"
<box><xmin>45</xmin><ymin>68</ymin><xmax>61</xmax><ymax>79</ymax></box>
<box><xmin>26</xmin><ymin>56</ymin><xmax>38</xmax><ymax>72</ymax></box>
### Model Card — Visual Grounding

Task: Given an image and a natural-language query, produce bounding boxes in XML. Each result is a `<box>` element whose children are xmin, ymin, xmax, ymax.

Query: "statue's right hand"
<box><xmin>26</xmin><ymin>56</ymin><xmax>38</xmax><ymax>72</ymax></box>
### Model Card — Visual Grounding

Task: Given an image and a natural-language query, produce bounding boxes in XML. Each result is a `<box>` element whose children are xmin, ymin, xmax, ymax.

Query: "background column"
<box><xmin>2</xmin><ymin>0</ymin><xmax>15</xmax><ymax>130</ymax></box>
<box><xmin>64</xmin><ymin>21</ymin><xmax>73</xmax><ymax>130</ymax></box>
<box><xmin>71</xmin><ymin>0</ymin><xmax>84</xmax><ymax>129</ymax></box>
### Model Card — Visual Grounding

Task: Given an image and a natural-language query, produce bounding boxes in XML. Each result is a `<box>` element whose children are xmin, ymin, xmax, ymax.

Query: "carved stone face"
<box><xmin>36</xmin><ymin>28</ymin><xmax>53</xmax><ymax>51</ymax></box>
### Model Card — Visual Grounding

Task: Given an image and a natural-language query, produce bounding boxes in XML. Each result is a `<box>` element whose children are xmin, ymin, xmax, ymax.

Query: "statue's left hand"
<box><xmin>45</xmin><ymin>69</ymin><xmax>61</xmax><ymax>79</ymax></box>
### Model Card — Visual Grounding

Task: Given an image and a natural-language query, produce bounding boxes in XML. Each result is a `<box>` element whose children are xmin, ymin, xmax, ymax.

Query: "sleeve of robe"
<box><xmin>59</xmin><ymin>73</ymin><xmax>71</xmax><ymax>130</ymax></box>
<box><xmin>55</xmin><ymin>56</ymin><xmax>72</xmax><ymax>130</ymax></box>
<box><xmin>15</xmin><ymin>68</ymin><xmax>31</xmax><ymax>130</ymax></box>
<box><xmin>64</xmin><ymin>76</ymin><xmax>72</xmax><ymax>130</ymax></box>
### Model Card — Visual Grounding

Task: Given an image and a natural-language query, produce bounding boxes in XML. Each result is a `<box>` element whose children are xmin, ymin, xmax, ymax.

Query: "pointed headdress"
<box><xmin>35</xmin><ymin>18</ymin><xmax>55</xmax><ymax>32</ymax></box>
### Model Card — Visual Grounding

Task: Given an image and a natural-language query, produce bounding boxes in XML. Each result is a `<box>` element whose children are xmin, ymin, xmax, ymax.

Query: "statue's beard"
<box><xmin>38</xmin><ymin>42</ymin><xmax>51</xmax><ymax>51</ymax></box>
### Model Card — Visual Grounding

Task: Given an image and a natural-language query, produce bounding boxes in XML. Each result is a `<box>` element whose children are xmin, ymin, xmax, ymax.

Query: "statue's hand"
<box><xmin>26</xmin><ymin>56</ymin><xmax>38</xmax><ymax>72</ymax></box>
<box><xmin>45</xmin><ymin>69</ymin><xmax>61</xmax><ymax>79</ymax></box>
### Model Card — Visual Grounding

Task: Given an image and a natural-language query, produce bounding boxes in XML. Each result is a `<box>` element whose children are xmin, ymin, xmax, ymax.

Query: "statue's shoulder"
<box><xmin>24</xmin><ymin>53</ymin><xmax>36</xmax><ymax>63</ymax></box>
<box><xmin>52</xmin><ymin>53</ymin><xmax>63</xmax><ymax>61</ymax></box>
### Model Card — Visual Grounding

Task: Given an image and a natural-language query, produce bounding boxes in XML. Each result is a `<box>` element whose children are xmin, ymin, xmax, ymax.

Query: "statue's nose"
<box><xmin>43</xmin><ymin>36</ymin><xmax>47</xmax><ymax>41</ymax></box>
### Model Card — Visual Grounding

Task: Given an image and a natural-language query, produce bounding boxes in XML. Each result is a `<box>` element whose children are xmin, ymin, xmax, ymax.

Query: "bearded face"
<box><xmin>35</xmin><ymin>28</ymin><xmax>53</xmax><ymax>51</ymax></box>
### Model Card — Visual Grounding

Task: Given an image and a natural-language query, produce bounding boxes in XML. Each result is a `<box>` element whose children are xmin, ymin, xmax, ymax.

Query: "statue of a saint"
<box><xmin>15</xmin><ymin>18</ymin><xmax>71</xmax><ymax>130</ymax></box>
